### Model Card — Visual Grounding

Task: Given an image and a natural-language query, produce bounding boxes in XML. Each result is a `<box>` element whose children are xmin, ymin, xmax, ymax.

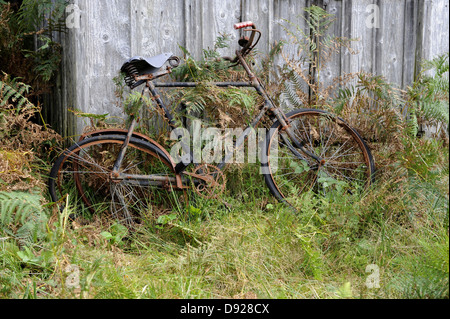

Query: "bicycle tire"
<box><xmin>262</xmin><ymin>109</ymin><xmax>375</xmax><ymax>205</ymax></box>
<box><xmin>48</xmin><ymin>134</ymin><xmax>182</xmax><ymax>225</ymax></box>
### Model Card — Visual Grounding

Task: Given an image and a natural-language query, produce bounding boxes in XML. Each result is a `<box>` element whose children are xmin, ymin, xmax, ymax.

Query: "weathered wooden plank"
<box><xmin>184</xmin><ymin>0</ymin><xmax>239</xmax><ymax>59</ymax></box>
<box><xmin>49</xmin><ymin>0</ymin><xmax>449</xmax><ymax>136</ymax></box>
<box><xmin>271</xmin><ymin>0</ymin><xmax>308</xmax><ymax>72</ymax></box>
<box><xmin>420</xmin><ymin>0</ymin><xmax>449</xmax><ymax>65</ymax></box>
<box><xmin>130</xmin><ymin>0</ymin><xmax>185</xmax><ymax>57</ymax></box>
<box><xmin>241</xmin><ymin>0</ymin><xmax>272</xmax><ymax>60</ymax></box>
<box><xmin>130</xmin><ymin>0</ymin><xmax>151</xmax><ymax>57</ymax></box>
<box><xmin>73</xmin><ymin>0</ymin><xmax>91</xmax><ymax>132</ymax></box>
<box><xmin>184</xmin><ymin>0</ymin><xmax>203</xmax><ymax>59</ymax></box>
<box><xmin>271</xmin><ymin>0</ymin><xmax>309</xmax><ymax>106</ymax></box>
<box><xmin>431</xmin><ymin>0</ymin><xmax>449</xmax><ymax>57</ymax></box>
<box><xmin>348</xmin><ymin>0</ymin><xmax>377</xmax><ymax>75</ymax></box>
<box><xmin>320</xmin><ymin>0</ymin><xmax>345</xmax><ymax>93</ymax></box>
<box><xmin>67</xmin><ymin>0</ymin><xmax>132</xmax><ymax>134</ymax></box>
<box><xmin>59</xmin><ymin>0</ymin><xmax>81</xmax><ymax>138</ymax></box>
<box><xmin>375</xmin><ymin>0</ymin><xmax>406</xmax><ymax>87</ymax></box>
<box><xmin>202</xmin><ymin>0</ymin><xmax>242</xmax><ymax>58</ymax></box>
<box><xmin>402</xmin><ymin>0</ymin><xmax>419</xmax><ymax>87</ymax></box>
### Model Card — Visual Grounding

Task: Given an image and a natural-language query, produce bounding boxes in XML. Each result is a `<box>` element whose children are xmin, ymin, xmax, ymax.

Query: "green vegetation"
<box><xmin>1</xmin><ymin>153</ymin><xmax>448</xmax><ymax>298</ymax></box>
<box><xmin>170</xmin><ymin>34</ymin><xmax>264</xmax><ymax>129</ymax></box>
<box><xmin>0</xmin><ymin>0</ymin><xmax>67</xmax><ymax>96</ymax></box>
<box><xmin>280</xmin><ymin>5</ymin><xmax>358</xmax><ymax>108</ymax></box>
<box><xmin>0</xmin><ymin>4</ymin><xmax>448</xmax><ymax>299</ymax></box>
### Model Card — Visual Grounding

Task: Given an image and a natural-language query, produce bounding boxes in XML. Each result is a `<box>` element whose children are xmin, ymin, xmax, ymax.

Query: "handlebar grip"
<box><xmin>234</xmin><ymin>21</ymin><xmax>254</xmax><ymax>30</ymax></box>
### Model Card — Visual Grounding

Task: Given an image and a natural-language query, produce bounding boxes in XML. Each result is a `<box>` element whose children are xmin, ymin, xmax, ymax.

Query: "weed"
<box><xmin>0</xmin><ymin>1</ymin><xmax>66</xmax><ymax>96</ymax></box>
<box><xmin>279</xmin><ymin>5</ymin><xmax>358</xmax><ymax>109</ymax></box>
<box><xmin>170</xmin><ymin>34</ymin><xmax>264</xmax><ymax>129</ymax></box>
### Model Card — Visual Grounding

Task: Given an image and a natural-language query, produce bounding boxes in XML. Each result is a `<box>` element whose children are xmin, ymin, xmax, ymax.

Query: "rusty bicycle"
<box><xmin>48</xmin><ymin>22</ymin><xmax>375</xmax><ymax>224</ymax></box>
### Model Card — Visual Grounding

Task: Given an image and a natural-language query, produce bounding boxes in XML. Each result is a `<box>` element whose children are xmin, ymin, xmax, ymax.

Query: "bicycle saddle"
<box><xmin>121</xmin><ymin>52</ymin><xmax>173</xmax><ymax>88</ymax></box>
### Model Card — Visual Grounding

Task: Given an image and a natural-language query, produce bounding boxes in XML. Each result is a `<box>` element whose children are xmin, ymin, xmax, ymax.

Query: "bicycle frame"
<box><xmin>111</xmin><ymin>51</ymin><xmax>323</xmax><ymax>187</ymax></box>
<box><xmin>48</xmin><ymin>21</ymin><xmax>374</xmax><ymax>218</ymax></box>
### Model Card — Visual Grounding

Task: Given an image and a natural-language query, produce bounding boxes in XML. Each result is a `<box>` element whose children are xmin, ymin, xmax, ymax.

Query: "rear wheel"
<box><xmin>263</xmin><ymin>109</ymin><xmax>375</xmax><ymax>205</ymax></box>
<box><xmin>48</xmin><ymin>135</ymin><xmax>183</xmax><ymax>225</ymax></box>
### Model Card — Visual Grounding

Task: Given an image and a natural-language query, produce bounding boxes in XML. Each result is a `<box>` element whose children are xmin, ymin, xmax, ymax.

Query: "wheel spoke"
<box><xmin>49</xmin><ymin>136</ymin><xmax>184</xmax><ymax>225</ymax></box>
<box><xmin>265</xmin><ymin>110</ymin><xmax>374</xmax><ymax>205</ymax></box>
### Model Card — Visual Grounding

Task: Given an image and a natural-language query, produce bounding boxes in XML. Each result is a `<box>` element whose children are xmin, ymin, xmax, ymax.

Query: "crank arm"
<box><xmin>182</xmin><ymin>171</ymin><xmax>219</xmax><ymax>187</ymax></box>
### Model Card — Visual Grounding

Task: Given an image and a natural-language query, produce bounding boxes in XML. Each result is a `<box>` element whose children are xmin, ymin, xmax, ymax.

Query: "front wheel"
<box><xmin>262</xmin><ymin>109</ymin><xmax>375</xmax><ymax>205</ymax></box>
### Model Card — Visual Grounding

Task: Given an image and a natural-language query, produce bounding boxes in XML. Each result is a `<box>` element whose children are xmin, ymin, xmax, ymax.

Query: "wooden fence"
<box><xmin>45</xmin><ymin>0</ymin><xmax>449</xmax><ymax>136</ymax></box>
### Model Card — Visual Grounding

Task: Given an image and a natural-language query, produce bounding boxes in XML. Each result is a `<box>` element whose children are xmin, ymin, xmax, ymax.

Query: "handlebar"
<box><xmin>224</xmin><ymin>21</ymin><xmax>261</xmax><ymax>64</ymax></box>
<box><xmin>234</xmin><ymin>21</ymin><xmax>255</xmax><ymax>30</ymax></box>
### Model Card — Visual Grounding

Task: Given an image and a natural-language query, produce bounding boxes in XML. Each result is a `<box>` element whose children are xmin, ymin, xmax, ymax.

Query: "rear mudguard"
<box><xmin>79</xmin><ymin>129</ymin><xmax>184</xmax><ymax>188</ymax></box>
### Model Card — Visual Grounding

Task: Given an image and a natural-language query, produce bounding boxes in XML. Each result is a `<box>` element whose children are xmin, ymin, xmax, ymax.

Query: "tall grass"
<box><xmin>1</xmin><ymin>142</ymin><xmax>447</xmax><ymax>299</ymax></box>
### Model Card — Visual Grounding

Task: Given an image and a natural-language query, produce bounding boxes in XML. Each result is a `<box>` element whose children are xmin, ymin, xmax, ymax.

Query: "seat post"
<box><xmin>146</xmin><ymin>80</ymin><xmax>177</xmax><ymax>129</ymax></box>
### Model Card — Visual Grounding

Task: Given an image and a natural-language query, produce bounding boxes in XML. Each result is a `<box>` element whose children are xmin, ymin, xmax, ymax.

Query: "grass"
<box><xmin>1</xmin><ymin>142</ymin><xmax>448</xmax><ymax>299</ymax></box>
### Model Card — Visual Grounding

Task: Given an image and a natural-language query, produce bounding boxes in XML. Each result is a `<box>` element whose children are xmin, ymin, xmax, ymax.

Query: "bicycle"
<box><xmin>48</xmin><ymin>22</ymin><xmax>375</xmax><ymax>224</ymax></box>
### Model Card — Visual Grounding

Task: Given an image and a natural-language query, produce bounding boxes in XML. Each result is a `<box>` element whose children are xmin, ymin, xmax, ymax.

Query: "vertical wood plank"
<box><xmin>420</xmin><ymin>0</ymin><xmax>449</xmax><ymax>64</ymax></box>
<box><xmin>320</xmin><ymin>0</ymin><xmax>344</xmax><ymax>92</ymax></box>
<box><xmin>272</xmin><ymin>0</ymin><xmax>308</xmax><ymax>71</ymax></box>
<box><xmin>84</xmin><ymin>0</ymin><xmax>131</xmax><ymax>123</ymax></box>
<box><xmin>184</xmin><ymin>0</ymin><xmax>204</xmax><ymax>58</ymax></box>
<box><xmin>272</xmin><ymin>0</ymin><xmax>310</xmax><ymax>105</ymax></box>
<box><xmin>131</xmin><ymin>0</ymin><xmax>185</xmax><ymax>57</ymax></box>
<box><xmin>340</xmin><ymin>0</ymin><xmax>376</xmax><ymax>75</ymax></box>
<box><xmin>402</xmin><ymin>0</ymin><xmax>419</xmax><ymax>87</ymax></box>
<box><xmin>201</xmin><ymin>0</ymin><xmax>242</xmax><ymax>58</ymax></box>
<box><xmin>375</xmin><ymin>0</ymin><xmax>405</xmax><ymax>86</ymax></box>
<box><xmin>348</xmin><ymin>0</ymin><xmax>377</xmax><ymax>75</ymax></box>
<box><xmin>241</xmin><ymin>0</ymin><xmax>272</xmax><ymax>59</ymax></box>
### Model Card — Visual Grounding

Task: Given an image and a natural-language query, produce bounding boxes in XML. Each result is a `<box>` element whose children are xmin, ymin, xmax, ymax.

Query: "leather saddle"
<box><xmin>120</xmin><ymin>52</ymin><xmax>173</xmax><ymax>88</ymax></box>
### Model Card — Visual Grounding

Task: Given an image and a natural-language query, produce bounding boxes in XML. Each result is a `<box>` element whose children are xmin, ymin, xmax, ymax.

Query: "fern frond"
<box><xmin>418</xmin><ymin>100</ymin><xmax>449</xmax><ymax>125</ymax></box>
<box><xmin>304</xmin><ymin>5</ymin><xmax>335</xmax><ymax>36</ymax></box>
<box><xmin>0</xmin><ymin>192</ymin><xmax>48</xmax><ymax>245</ymax></box>
<box><xmin>334</xmin><ymin>86</ymin><xmax>356</xmax><ymax>114</ymax></box>
<box><xmin>291</xmin><ymin>71</ymin><xmax>305</xmax><ymax>90</ymax></box>
<box><xmin>409</xmin><ymin>52</ymin><xmax>450</xmax><ymax>137</ymax></box>
<box><xmin>282</xmin><ymin>81</ymin><xmax>303</xmax><ymax>108</ymax></box>
<box><xmin>406</xmin><ymin>111</ymin><xmax>419</xmax><ymax>137</ymax></box>
<box><xmin>422</xmin><ymin>52</ymin><xmax>449</xmax><ymax>77</ymax></box>
<box><xmin>0</xmin><ymin>73</ymin><xmax>34</xmax><ymax>110</ymax></box>
<box><xmin>17</xmin><ymin>0</ymin><xmax>68</xmax><ymax>33</ymax></box>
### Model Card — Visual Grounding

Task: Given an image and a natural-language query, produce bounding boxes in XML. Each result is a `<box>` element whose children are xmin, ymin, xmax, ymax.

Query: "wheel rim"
<box><xmin>53</xmin><ymin>138</ymin><xmax>181</xmax><ymax>225</ymax></box>
<box><xmin>267</xmin><ymin>111</ymin><xmax>373</xmax><ymax>203</ymax></box>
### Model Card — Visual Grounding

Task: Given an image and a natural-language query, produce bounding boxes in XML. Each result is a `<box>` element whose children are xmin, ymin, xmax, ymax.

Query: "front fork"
<box><xmin>278</xmin><ymin>120</ymin><xmax>325</xmax><ymax>166</ymax></box>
